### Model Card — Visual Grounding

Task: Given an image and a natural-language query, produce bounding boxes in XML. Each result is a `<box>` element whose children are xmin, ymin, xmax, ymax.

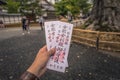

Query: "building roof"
<box><xmin>40</xmin><ymin>0</ymin><xmax>55</xmax><ymax>11</ymax></box>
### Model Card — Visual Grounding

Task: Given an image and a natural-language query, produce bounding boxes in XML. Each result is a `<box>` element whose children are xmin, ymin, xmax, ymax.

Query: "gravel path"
<box><xmin>0</xmin><ymin>27</ymin><xmax>120</xmax><ymax>80</ymax></box>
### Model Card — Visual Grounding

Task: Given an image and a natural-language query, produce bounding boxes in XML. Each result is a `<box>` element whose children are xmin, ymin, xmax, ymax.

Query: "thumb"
<box><xmin>47</xmin><ymin>48</ymin><xmax>56</xmax><ymax>56</ymax></box>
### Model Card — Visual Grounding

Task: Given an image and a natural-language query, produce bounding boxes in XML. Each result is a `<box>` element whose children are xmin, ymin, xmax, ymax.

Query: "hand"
<box><xmin>27</xmin><ymin>45</ymin><xmax>55</xmax><ymax>77</ymax></box>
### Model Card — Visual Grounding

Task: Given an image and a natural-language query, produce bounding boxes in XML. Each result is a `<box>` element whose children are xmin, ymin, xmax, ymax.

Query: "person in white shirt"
<box><xmin>39</xmin><ymin>16</ymin><xmax>44</xmax><ymax>30</ymax></box>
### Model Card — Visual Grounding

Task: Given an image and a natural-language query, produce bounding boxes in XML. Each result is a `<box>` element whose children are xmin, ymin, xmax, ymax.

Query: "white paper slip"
<box><xmin>45</xmin><ymin>21</ymin><xmax>73</xmax><ymax>73</ymax></box>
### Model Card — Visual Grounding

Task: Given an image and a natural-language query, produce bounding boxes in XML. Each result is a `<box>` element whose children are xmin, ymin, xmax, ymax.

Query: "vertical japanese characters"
<box><xmin>45</xmin><ymin>21</ymin><xmax>73</xmax><ymax>72</ymax></box>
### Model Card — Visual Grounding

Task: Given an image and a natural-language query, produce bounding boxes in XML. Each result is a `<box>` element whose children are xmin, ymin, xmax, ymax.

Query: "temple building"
<box><xmin>47</xmin><ymin>0</ymin><xmax>61</xmax><ymax>4</ymax></box>
<box><xmin>40</xmin><ymin>0</ymin><xmax>56</xmax><ymax>19</ymax></box>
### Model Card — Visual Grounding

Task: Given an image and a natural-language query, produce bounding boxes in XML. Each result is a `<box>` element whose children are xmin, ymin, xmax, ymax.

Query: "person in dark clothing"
<box><xmin>0</xmin><ymin>20</ymin><xmax>5</xmax><ymax>28</ymax></box>
<box><xmin>21</xmin><ymin>17</ymin><xmax>27</xmax><ymax>35</ymax></box>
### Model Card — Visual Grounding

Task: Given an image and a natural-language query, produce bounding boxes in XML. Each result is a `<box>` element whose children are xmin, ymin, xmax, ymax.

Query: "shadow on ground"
<box><xmin>0</xmin><ymin>30</ymin><xmax>120</xmax><ymax>80</ymax></box>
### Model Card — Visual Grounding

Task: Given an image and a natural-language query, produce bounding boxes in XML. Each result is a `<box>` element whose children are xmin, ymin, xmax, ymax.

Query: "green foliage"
<box><xmin>77</xmin><ymin>0</ymin><xmax>92</xmax><ymax>14</ymax></box>
<box><xmin>15</xmin><ymin>0</ymin><xmax>41</xmax><ymax>22</ymax></box>
<box><xmin>54</xmin><ymin>0</ymin><xmax>68</xmax><ymax>16</ymax></box>
<box><xmin>5</xmin><ymin>0</ymin><xmax>20</xmax><ymax>13</ymax></box>
<box><xmin>54</xmin><ymin>0</ymin><xmax>92</xmax><ymax>17</ymax></box>
<box><xmin>19</xmin><ymin>0</ymin><xmax>41</xmax><ymax>16</ymax></box>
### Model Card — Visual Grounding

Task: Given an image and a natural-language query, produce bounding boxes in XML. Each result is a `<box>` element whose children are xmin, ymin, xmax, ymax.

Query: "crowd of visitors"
<box><xmin>21</xmin><ymin>16</ymin><xmax>45</xmax><ymax>35</ymax></box>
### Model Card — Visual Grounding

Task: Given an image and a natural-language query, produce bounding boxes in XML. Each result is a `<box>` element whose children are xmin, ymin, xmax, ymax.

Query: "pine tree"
<box><xmin>19</xmin><ymin>0</ymin><xmax>41</xmax><ymax>21</ymax></box>
<box><xmin>4</xmin><ymin>0</ymin><xmax>20</xmax><ymax>13</ymax></box>
<box><xmin>86</xmin><ymin>0</ymin><xmax>120</xmax><ymax>31</ymax></box>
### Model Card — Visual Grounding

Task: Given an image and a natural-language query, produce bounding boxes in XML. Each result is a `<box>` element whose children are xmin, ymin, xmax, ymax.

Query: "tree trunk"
<box><xmin>86</xmin><ymin>0</ymin><xmax>120</xmax><ymax>31</ymax></box>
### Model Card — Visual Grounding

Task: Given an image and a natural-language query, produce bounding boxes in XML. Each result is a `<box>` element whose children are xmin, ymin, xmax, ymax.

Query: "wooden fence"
<box><xmin>72</xmin><ymin>29</ymin><xmax>120</xmax><ymax>52</ymax></box>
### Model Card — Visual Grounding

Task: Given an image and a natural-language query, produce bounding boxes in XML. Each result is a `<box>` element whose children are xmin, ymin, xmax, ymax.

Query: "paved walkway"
<box><xmin>0</xmin><ymin>27</ymin><xmax>120</xmax><ymax>80</ymax></box>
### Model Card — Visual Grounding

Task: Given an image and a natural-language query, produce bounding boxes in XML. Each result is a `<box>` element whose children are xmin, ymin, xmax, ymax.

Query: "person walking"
<box><xmin>67</xmin><ymin>11</ymin><xmax>72</xmax><ymax>23</ymax></box>
<box><xmin>39</xmin><ymin>16</ymin><xmax>44</xmax><ymax>30</ymax></box>
<box><xmin>0</xmin><ymin>20</ymin><xmax>5</xmax><ymax>28</ymax></box>
<box><xmin>25</xmin><ymin>18</ymin><xmax>30</xmax><ymax>34</ymax></box>
<box><xmin>21</xmin><ymin>16</ymin><xmax>27</xmax><ymax>35</ymax></box>
<box><xmin>68</xmin><ymin>15</ymin><xmax>72</xmax><ymax>23</ymax></box>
